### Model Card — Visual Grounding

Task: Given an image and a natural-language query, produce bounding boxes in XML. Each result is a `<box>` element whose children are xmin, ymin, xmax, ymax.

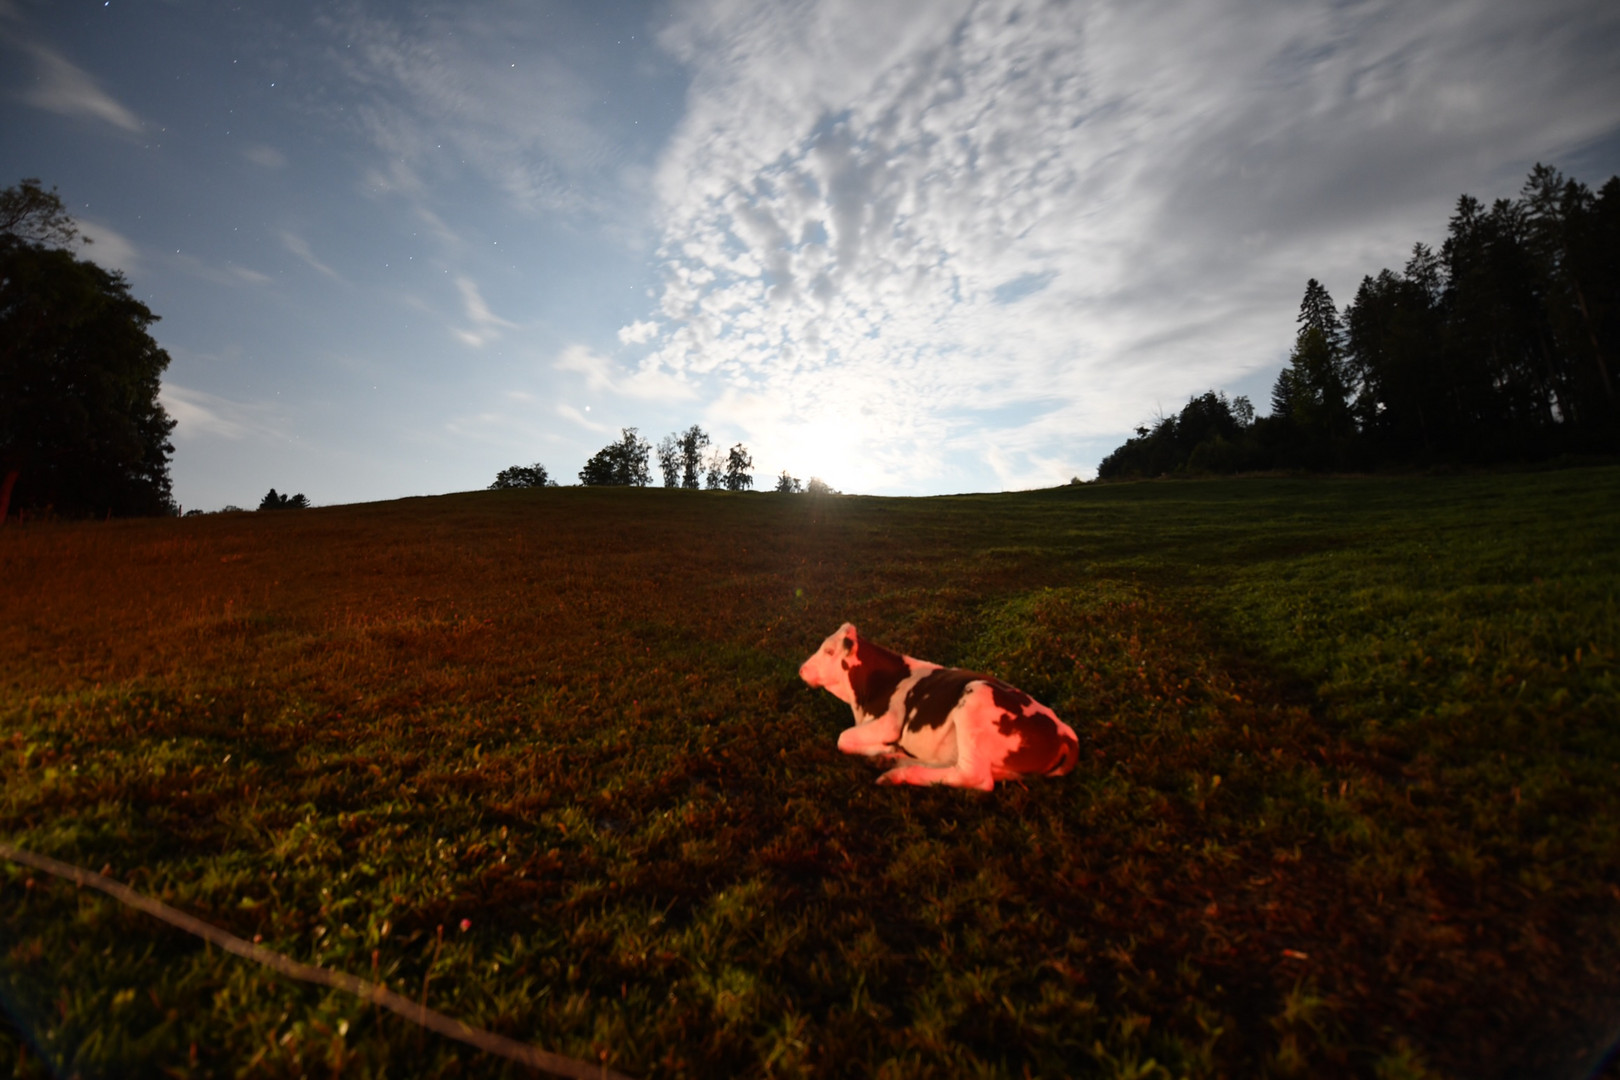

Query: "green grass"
<box><xmin>2</xmin><ymin>469</ymin><xmax>1618</xmax><ymax>1078</ymax></box>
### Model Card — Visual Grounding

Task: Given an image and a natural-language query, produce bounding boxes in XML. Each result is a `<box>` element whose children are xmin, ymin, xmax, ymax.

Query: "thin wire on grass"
<box><xmin>0</xmin><ymin>840</ymin><xmax>633</xmax><ymax>1080</ymax></box>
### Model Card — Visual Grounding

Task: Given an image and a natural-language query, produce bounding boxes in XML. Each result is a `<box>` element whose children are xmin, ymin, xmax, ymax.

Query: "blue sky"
<box><xmin>3</xmin><ymin>0</ymin><xmax>1618</xmax><ymax>508</ymax></box>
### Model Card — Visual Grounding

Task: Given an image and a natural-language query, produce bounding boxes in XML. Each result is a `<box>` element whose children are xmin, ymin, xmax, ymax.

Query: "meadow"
<box><xmin>2</xmin><ymin>467</ymin><xmax>1618</xmax><ymax>1079</ymax></box>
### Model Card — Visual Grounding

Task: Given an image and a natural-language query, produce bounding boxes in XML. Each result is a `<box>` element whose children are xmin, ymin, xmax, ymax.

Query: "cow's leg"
<box><xmin>876</xmin><ymin>691</ymin><xmax>997</xmax><ymax>789</ymax></box>
<box><xmin>876</xmin><ymin>761</ymin><xmax>994</xmax><ymax>790</ymax></box>
<box><xmin>836</xmin><ymin>715</ymin><xmax>901</xmax><ymax>757</ymax></box>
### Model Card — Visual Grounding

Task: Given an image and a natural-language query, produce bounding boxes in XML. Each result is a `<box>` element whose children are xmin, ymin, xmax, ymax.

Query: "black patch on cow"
<box><xmin>848</xmin><ymin>637</ymin><xmax>911</xmax><ymax>720</ymax></box>
<box><xmin>902</xmin><ymin>667</ymin><xmax>990</xmax><ymax>733</ymax></box>
<box><xmin>996</xmin><ymin>708</ymin><xmax>1073</xmax><ymax>774</ymax></box>
<box><xmin>983</xmin><ymin>679</ymin><xmax>1033</xmax><ymax>716</ymax></box>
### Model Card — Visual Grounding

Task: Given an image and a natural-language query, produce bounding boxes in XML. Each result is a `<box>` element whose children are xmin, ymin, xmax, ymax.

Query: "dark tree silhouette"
<box><xmin>258</xmin><ymin>489</ymin><xmax>309</xmax><ymax>510</ymax></box>
<box><xmin>1098</xmin><ymin>162</ymin><xmax>1619</xmax><ymax>478</ymax></box>
<box><xmin>1264</xmin><ymin>280</ymin><xmax>1354</xmax><ymax>468</ymax></box>
<box><xmin>678</xmin><ymin>425</ymin><xmax>709</xmax><ymax>489</ymax></box>
<box><xmin>0</xmin><ymin>179</ymin><xmax>86</xmax><ymax>250</ymax></box>
<box><xmin>1</xmin><ymin>181</ymin><xmax>176</xmax><ymax>521</ymax></box>
<box><xmin>579</xmin><ymin>428</ymin><xmax>652</xmax><ymax>486</ymax></box>
<box><xmin>703</xmin><ymin>447</ymin><xmax>725</xmax><ymax>490</ymax></box>
<box><xmin>723</xmin><ymin>443</ymin><xmax>754</xmax><ymax>491</ymax></box>
<box><xmin>655</xmin><ymin>425</ymin><xmax>712</xmax><ymax>488</ymax></box>
<box><xmin>774</xmin><ymin>470</ymin><xmax>802</xmax><ymax>493</ymax></box>
<box><xmin>490</xmin><ymin>462</ymin><xmax>553</xmax><ymax>489</ymax></box>
<box><xmin>1096</xmin><ymin>392</ymin><xmax>1257</xmax><ymax>479</ymax></box>
<box><xmin>655</xmin><ymin>434</ymin><xmax>681</xmax><ymax>488</ymax></box>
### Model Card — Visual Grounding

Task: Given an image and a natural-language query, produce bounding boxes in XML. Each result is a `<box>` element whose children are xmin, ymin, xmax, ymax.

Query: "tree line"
<box><xmin>1098</xmin><ymin>163</ymin><xmax>1619</xmax><ymax>479</ymax></box>
<box><xmin>492</xmin><ymin>425</ymin><xmax>836</xmax><ymax>494</ymax></box>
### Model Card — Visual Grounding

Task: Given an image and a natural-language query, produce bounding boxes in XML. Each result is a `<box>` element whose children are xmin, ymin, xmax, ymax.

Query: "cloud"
<box><xmin>312</xmin><ymin>2</ymin><xmax>651</xmax><ymax>220</ymax></box>
<box><xmin>554</xmin><ymin>402</ymin><xmax>611</xmax><ymax>434</ymax></box>
<box><xmin>171</xmin><ymin>252</ymin><xmax>275</xmax><ymax>288</ymax></box>
<box><xmin>451</xmin><ymin>276</ymin><xmax>517</xmax><ymax>347</ymax></box>
<box><xmin>74</xmin><ymin>220</ymin><xmax>140</xmax><ymax>274</ymax></box>
<box><xmin>279</xmin><ymin>230</ymin><xmax>343</xmax><ymax>281</ymax></box>
<box><xmin>617</xmin><ymin>319</ymin><xmax>659</xmax><ymax>345</ymax></box>
<box><xmin>229</xmin><ymin>265</ymin><xmax>275</xmax><ymax>286</ymax></box>
<box><xmin>23</xmin><ymin>42</ymin><xmax>142</xmax><ymax>133</ymax></box>
<box><xmin>554</xmin><ymin>343</ymin><xmax>697</xmax><ymax>401</ymax></box>
<box><xmin>242</xmin><ymin>143</ymin><xmax>287</xmax><ymax>169</ymax></box>
<box><xmin>161</xmin><ymin>384</ymin><xmax>289</xmax><ymax>442</ymax></box>
<box><xmin>634</xmin><ymin>0</ymin><xmax>1620</xmax><ymax>491</ymax></box>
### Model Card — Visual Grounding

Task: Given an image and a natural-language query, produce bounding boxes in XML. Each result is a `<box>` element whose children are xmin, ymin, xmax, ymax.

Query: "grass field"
<box><xmin>2</xmin><ymin>468</ymin><xmax>1618</xmax><ymax>1079</ymax></box>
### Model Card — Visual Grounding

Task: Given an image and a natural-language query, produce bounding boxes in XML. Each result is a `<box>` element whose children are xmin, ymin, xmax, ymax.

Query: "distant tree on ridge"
<box><xmin>490</xmin><ymin>462</ymin><xmax>554</xmax><ymax>489</ymax></box>
<box><xmin>579</xmin><ymin>428</ymin><xmax>652</xmax><ymax>486</ymax></box>
<box><xmin>723</xmin><ymin>443</ymin><xmax>754</xmax><ymax>491</ymax></box>
<box><xmin>258</xmin><ymin>488</ymin><xmax>309</xmax><ymax>510</ymax></box>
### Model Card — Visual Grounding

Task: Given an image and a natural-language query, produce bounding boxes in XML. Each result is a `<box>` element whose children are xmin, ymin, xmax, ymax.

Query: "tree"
<box><xmin>579</xmin><ymin>428</ymin><xmax>651</xmax><ymax>486</ymax></box>
<box><xmin>678</xmin><ymin>425</ymin><xmax>709</xmax><ymax>489</ymax></box>
<box><xmin>0</xmin><ymin>179</ymin><xmax>86</xmax><ymax>250</ymax></box>
<box><xmin>1265</xmin><ymin>281</ymin><xmax>1355</xmax><ymax>468</ymax></box>
<box><xmin>1297</xmin><ymin>277</ymin><xmax>1343</xmax><ymax>350</ymax></box>
<box><xmin>1343</xmin><ymin>258</ymin><xmax>1448</xmax><ymax>461</ymax></box>
<box><xmin>258</xmin><ymin>488</ymin><xmax>309</xmax><ymax>510</ymax></box>
<box><xmin>1</xmin><ymin>184</ymin><xmax>176</xmax><ymax>520</ymax></box>
<box><xmin>774</xmin><ymin>470</ymin><xmax>802</xmax><ymax>493</ymax></box>
<box><xmin>703</xmin><ymin>447</ymin><xmax>725</xmax><ymax>490</ymax></box>
<box><xmin>805</xmin><ymin>477</ymin><xmax>838</xmax><ymax>495</ymax></box>
<box><xmin>490</xmin><ymin>462</ymin><xmax>553</xmax><ymax>489</ymax></box>
<box><xmin>655</xmin><ymin>434</ymin><xmax>681</xmax><ymax>488</ymax></box>
<box><xmin>1520</xmin><ymin>164</ymin><xmax>1616</xmax><ymax>429</ymax></box>
<box><xmin>723</xmin><ymin>443</ymin><xmax>754</xmax><ymax>491</ymax></box>
<box><xmin>1094</xmin><ymin>162</ymin><xmax>1620</xmax><ymax>475</ymax></box>
<box><xmin>1096</xmin><ymin>391</ymin><xmax>1257</xmax><ymax>479</ymax></box>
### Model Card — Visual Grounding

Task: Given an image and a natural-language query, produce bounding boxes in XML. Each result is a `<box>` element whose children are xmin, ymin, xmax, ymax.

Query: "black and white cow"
<box><xmin>799</xmin><ymin>622</ymin><xmax>1079</xmax><ymax>790</ymax></box>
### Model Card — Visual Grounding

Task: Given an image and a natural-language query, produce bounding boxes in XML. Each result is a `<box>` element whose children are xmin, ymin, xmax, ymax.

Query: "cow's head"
<box><xmin>799</xmin><ymin>622</ymin><xmax>859</xmax><ymax>703</ymax></box>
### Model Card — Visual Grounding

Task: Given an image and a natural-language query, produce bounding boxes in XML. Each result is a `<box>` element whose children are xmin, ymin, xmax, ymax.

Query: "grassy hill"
<box><xmin>2</xmin><ymin>469</ymin><xmax>1618</xmax><ymax>1078</ymax></box>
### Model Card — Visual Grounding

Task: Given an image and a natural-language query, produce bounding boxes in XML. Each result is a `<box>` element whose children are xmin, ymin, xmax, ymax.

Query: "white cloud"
<box><xmin>229</xmin><ymin>265</ymin><xmax>274</xmax><ymax>286</ymax></box>
<box><xmin>75</xmin><ymin>220</ymin><xmax>140</xmax><ymax>274</ymax></box>
<box><xmin>554</xmin><ymin>343</ymin><xmax>697</xmax><ymax>401</ymax></box>
<box><xmin>451</xmin><ymin>276</ymin><xmax>517</xmax><ymax>347</ymax></box>
<box><xmin>555</xmin><ymin>401</ymin><xmax>612</xmax><ymax>434</ymax></box>
<box><xmin>280</xmin><ymin>230</ymin><xmax>343</xmax><ymax>281</ymax></box>
<box><xmin>316</xmin><ymin>3</ymin><xmax>633</xmax><ymax>219</ymax></box>
<box><xmin>634</xmin><ymin>0</ymin><xmax>1620</xmax><ymax>491</ymax></box>
<box><xmin>242</xmin><ymin>143</ymin><xmax>287</xmax><ymax>169</ymax></box>
<box><xmin>617</xmin><ymin>319</ymin><xmax>659</xmax><ymax>345</ymax></box>
<box><xmin>23</xmin><ymin>43</ymin><xmax>142</xmax><ymax>133</ymax></box>
<box><xmin>161</xmin><ymin>384</ymin><xmax>289</xmax><ymax>442</ymax></box>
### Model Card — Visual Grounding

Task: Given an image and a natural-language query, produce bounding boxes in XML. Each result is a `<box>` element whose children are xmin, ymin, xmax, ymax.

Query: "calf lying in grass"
<box><xmin>800</xmin><ymin>622</ymin><xmax>1079</xmax><ymax>790</ymax></box>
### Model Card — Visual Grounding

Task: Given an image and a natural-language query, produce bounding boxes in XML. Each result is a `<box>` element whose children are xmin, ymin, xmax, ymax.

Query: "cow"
<box><xmin>799</xmin><ymin>622</ymin><xmax>1079</xmax><ymax>790</ymax></box>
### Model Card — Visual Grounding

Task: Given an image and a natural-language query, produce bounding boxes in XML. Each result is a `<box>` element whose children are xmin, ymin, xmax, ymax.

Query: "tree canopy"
<box><xmin>579</xmin><ymin>428</ymin><xmax>652</xmax><ymax>486</ymax></box>
<box><xmin>722</xmin><ymin>443</ymin><xmax>754</xmax><ymax>491</ymax></box>
<box><xmin>654</xmin><ymin>425</ymin><xmax>711</xmax><ymax>489</ymax></box>
<box><xmin>258</xmin><ymin>489</ymin><xmax>309</xmax><ymax>510</ymax></box>
<box><xmin>490</xmin><ymin>462</ymin><xmax>554</xmax><ymax>489</ymax></box>
<box><xmin>1098</xmin><ymin>163</ymin><xmax>1620</xmax><ymax>479</ymax></box>
<box><xmin>1</xmin><ymin>181</ymin><xmax>176</xmax><ymax>519</ymax></box>
<box><xmin>0</xmin><ymin>178</ymin><xmax>85</xmax><ymax>250</ymax></box>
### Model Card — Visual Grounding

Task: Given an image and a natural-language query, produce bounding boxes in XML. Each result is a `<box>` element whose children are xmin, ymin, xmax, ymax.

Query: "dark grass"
<box><xmin>2</xmin><ymin>469</ymin><xmax>1618</xmax><ymax>1078</ymax></box>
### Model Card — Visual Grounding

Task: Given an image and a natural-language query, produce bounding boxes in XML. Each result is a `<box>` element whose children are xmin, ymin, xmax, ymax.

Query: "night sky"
<box><xmin>4</xmin><ymin>0</ymin><xmax>1618</xmax><ymax>509</ymax></box>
